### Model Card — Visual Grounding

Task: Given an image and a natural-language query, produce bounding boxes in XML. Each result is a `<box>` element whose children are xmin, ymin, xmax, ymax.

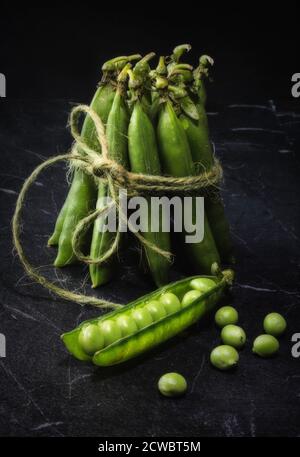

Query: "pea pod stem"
<box><xmin>156</xmin><ymin>56</ymin><xmax>168</xmax><ymax>75</ymax></box>
<box><xmin>102</xmin><ymin>54</ymin><xmax>142</xmax><ymax>71</ymax></box>
<box><xmin>169</xmin><ymin>44</ymin><xmax>191</xmax><ymax>65</ymax></box>
<box><xmin>193</xmin><ymin>55</ymin><xmax>214</xmax><ymax>106</ymax></box>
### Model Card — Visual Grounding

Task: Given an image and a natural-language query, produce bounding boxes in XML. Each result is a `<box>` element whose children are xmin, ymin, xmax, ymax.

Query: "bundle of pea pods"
<box><xmin>49</xmin><ymin>44</ymin><xmax>233</xmax><ymax>288</ymax></box>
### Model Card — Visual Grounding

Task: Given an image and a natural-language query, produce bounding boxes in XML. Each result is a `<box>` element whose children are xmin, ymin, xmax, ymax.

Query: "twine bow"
<box><xmin>12</xmin><ymin>104</ymin><xmax>223</xmax><ymax>309</ymax></box>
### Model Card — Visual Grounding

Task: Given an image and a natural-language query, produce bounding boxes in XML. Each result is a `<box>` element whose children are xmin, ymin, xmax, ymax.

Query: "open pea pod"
<box><xmin>61</xmin><ymin>269</ymin><xmax>234</xmax><ymax>366</ymax></box>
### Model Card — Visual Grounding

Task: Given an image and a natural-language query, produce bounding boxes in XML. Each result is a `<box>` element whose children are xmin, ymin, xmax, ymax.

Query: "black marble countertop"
<box><xmin>0</xmin><ymin>98</ymin><xmax>299</xmax><ymax>437</ymax></box>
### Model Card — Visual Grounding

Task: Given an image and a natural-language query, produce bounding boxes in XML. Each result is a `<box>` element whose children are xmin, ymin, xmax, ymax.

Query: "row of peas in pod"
<box><xmin>48</xmin><ymin>45</ymin><xmax>233</xmax><ymax>288</ymax></box>
<box><xmin>61</xmin><ymin>271</ymin><xmax>235</xmax><ymax>366</ymax></box>
<box><xmin>77</xmin><ymin>277</ymin><xmax>215</xmax><ymax>357</ymax></box>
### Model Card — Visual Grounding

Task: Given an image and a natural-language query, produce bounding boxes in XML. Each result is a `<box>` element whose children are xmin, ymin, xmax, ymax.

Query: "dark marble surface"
<box><xmin>0</xmin><ymin>98</ymin><xmax>299</xmax><ymax>437</ymax></box>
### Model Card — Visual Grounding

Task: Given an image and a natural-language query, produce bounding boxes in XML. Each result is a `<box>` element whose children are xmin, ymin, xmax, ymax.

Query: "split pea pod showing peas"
<box><xmin>61</xmin><ymin>270</ymin><xmax>234</xmax><ymax>366</ymax></box>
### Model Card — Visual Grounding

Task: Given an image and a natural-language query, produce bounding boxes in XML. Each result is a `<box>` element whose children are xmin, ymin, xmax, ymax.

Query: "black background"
<box><xmin>0</xmin><ymin>6</ymin><xmax>298</xmax><ymax>101</ymax></box>
<box><xmin>0</xmin><ymin>6</ymin><xmax>300</xmax><ymax>438</ymax></box>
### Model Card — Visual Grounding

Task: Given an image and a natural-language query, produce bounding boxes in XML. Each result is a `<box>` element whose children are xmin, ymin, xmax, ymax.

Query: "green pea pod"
<box><xmin>61</xmin><ymin>269</ymin><xmax>234</xmax><ymax>366</ymax></box>
<box><xmin>196</xmin><ymin>78</ymin><xmax>207</xmax><ymax>107</ymax></box>
<box><xmin>128</xmin><ymin>100</ymin><xmax>171</xmax><ymax>287</ymax></box>
<box><xmin>53</xmin><ymin>83</ymin><xmax>116</xmax><ymax>266</ymax></box>
<box><xmin>49</xmin><ymin>84</ymin><xmax>115</xmax><ymax>248</ymax></box>
<box><xmin>48</xmin><ymin>197</ymin><xmax>69</xmax><ymax>246</ymax></box>
<box><xmin>89</xmin><ymin>73</ymin><xmax>130</xmax><ymax>287</ymax></box>
<box><xmin>157</xmin><ymin>100</ymin><xmax>220</xmax><ymax>274</ymax></box>
<box><xmin>180</xmin><ymin>112</ymin><xmax>233</xmax><ymax>263</ymax></box>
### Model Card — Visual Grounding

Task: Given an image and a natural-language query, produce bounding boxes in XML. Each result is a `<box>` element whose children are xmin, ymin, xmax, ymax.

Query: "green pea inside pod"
<box><xmin>115</xmin><ymin>315</ymin><xmax>138</xmax><ymax>338</ymax></box>
<box><xmin>181</xmin><ymin>290</ymin><xmax>202</xmax><ymax>308</ymax></box>
<box><xmin>159</xmin><ymin>293</ymin><xmax>181</xmax><ymax>315</ymax></box>
<box><xmin>131</xmin><ymin>307</ymin><xmax>153</xmax><ymax>330</ymax></box>
<box><xmin>146</xmin><ymin>300</ymin><xmax>167</xmax><ymax>321</ymax></box>
<box><xmin>130</xmin><ymin>307</ymin><xmax>156</xmax><ymax>352</ymax></box>
<box><xmin>78</xmin><ymin>324</ymin><xmax>104</xmax><ymax>355</ymax></box>
<box><xmin>190</xmin><ymin>277</ymin><xmax>216</xmax><ymax>293</ymax></box>
<box><xmin>98</xmin><ymin>319</ymin><xmax>122</xmax><ymax>347</ymax></box>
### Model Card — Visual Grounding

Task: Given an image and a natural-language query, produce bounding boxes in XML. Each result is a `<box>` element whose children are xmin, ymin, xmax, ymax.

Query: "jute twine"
<box><xmin>12</xmin><ymin>104</ymin><xmax>223</xmax><ymax>310</ymax></box>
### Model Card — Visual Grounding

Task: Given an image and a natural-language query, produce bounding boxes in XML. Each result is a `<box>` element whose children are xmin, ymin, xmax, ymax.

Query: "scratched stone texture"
<box><xmin>0</xmin><ymin>96</ymin><xmax>299</xmax><ymax>437</ymax></box>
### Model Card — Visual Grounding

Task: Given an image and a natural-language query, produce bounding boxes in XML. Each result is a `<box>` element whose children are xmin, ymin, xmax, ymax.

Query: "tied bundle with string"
<box><xmin>12</xmin><ymin>104</ymin><xmax>223</xmax><ymax>310</ymax></box>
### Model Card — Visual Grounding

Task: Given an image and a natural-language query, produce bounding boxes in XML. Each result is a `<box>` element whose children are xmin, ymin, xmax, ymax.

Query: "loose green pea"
<box><xmin>263</xmin><ymin>313</ymin><xmax>287</xmax><ymax>337</ymax></box>
<box><xmin>252</xmin><ymin>334</ymin><xmax>279</xmax><ymax>357</ymax></box>
<box><xmin>182</xmin><ymin>290</ymin><xmax>202</xmax><ymax>308</ymax></box>
<box><xmin>132</xmin><ymin>307</ymin><xmax>153</xmax><ymax>329</ymax></box>
<box><xmin>210</xmin><ymin>345</ymin><xmax>239</xmax><ymax>370</ymax></box>
<box><xmin>160</xmin><ymin>292</ymin><xmax>181</xmax><ymax>314</ymax></box>
<box><xmin>146</xmin><ymin>300</ymin><xmax>167</xmax><ymax>321</ymax></box>
<box><xmin>99</xmin><ymin>319</ymin><xmax>122</xmax><ymax>346</ymax></box>
<box><xmin>116</xmin><ymin>315</ymin><xmax>138</xmax><ymax>337</ymax></box>
<box><xmin>221</xmin><ymin>325</ymin><xmax>246</xmax><ymax>349</ymax></box>
<box><xmin>215</xmin><ymin>306</ymin><xmax>238</xmax><ymax>328</ymax></box>
<box><xmin>158</xmin><ymin>372</ymin><xmax>187</xmax><ymax>397</ymax></box>
<box><xmin>190</xmin><ymin>277</ymin><xmax>215</xmax><ymax>293</ymax></box>
<box><xmin>78</xmin><ymin>324</ymin><xmax>104</xmax><ymax>355</ymax></box>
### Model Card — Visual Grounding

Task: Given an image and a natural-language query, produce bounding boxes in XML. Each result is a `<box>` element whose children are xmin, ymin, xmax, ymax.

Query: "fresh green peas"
<box><xmin>210</xmin><ymin>345</ymin><xmax>239</xmax><ymax>370</ymax></box>
<box><xmin>252</xmin><ymin>334</ymin><xmax>279</xmax><ymax>357</ymax></box>
<box><xmin>160</xmin><ymin>293</ymin><xmax>181</xmax><ymax>314</ymax></box>
<box><xmin>62</xmin><ymin>271</ymin><xmax>235</xmax><ymax>366</ymax></box>
<box><xmin>99</xmin><ymin>320</ymin><xmax>122</xmax><ymax>346</ymax></box>
<box><xmin>131</xmin><ymin>307</ymin><xmax>153</xmax><ymax>330</ymax></box>
<box><xmin>182</xmin><ymin>290</ymin><xmax>202</xmax><ymax>308</ymax></box>
<box><xmin>263</xmin><ymin>313</ymin><xmax>287</xmax><ymax>337</ymax></box>
<box><xmin>78</xmin><ymin>324</ymin><xmax>104</xmax><ymax>355</ymax></box>
<box><xmin>158</xmin><ymin>372</ymin><xmax>187</xmax><ymax>397</ymax></box>
<box><xmin>190</xmin><ymin>277</ymin><xmax>215</xmax><ymax>293</ymax></box>
<box><xmin>116</xmin><ymin>315</ymin><xmax>138</xmax><ymax>337</ymax></box>
<box><xmin>215</xmin><ymin>306</ymin><xmax>238</xmax><ymax>328</ymax></box>
<box><xmin>221</xmin><ymin>325</ymin><xmax>246</xmax><ymax>349</ymax></box>
<box><xmin>146</xmin><ymin>300</ymin><xmax>167</xmax><ymax>321</ymax></box>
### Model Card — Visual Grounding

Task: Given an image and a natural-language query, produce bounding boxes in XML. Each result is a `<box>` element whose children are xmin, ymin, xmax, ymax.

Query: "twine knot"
<box><xmin>92</xmin><ymin>157</ymin><xmax>120</xmax><ymax>179</ymax></box>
